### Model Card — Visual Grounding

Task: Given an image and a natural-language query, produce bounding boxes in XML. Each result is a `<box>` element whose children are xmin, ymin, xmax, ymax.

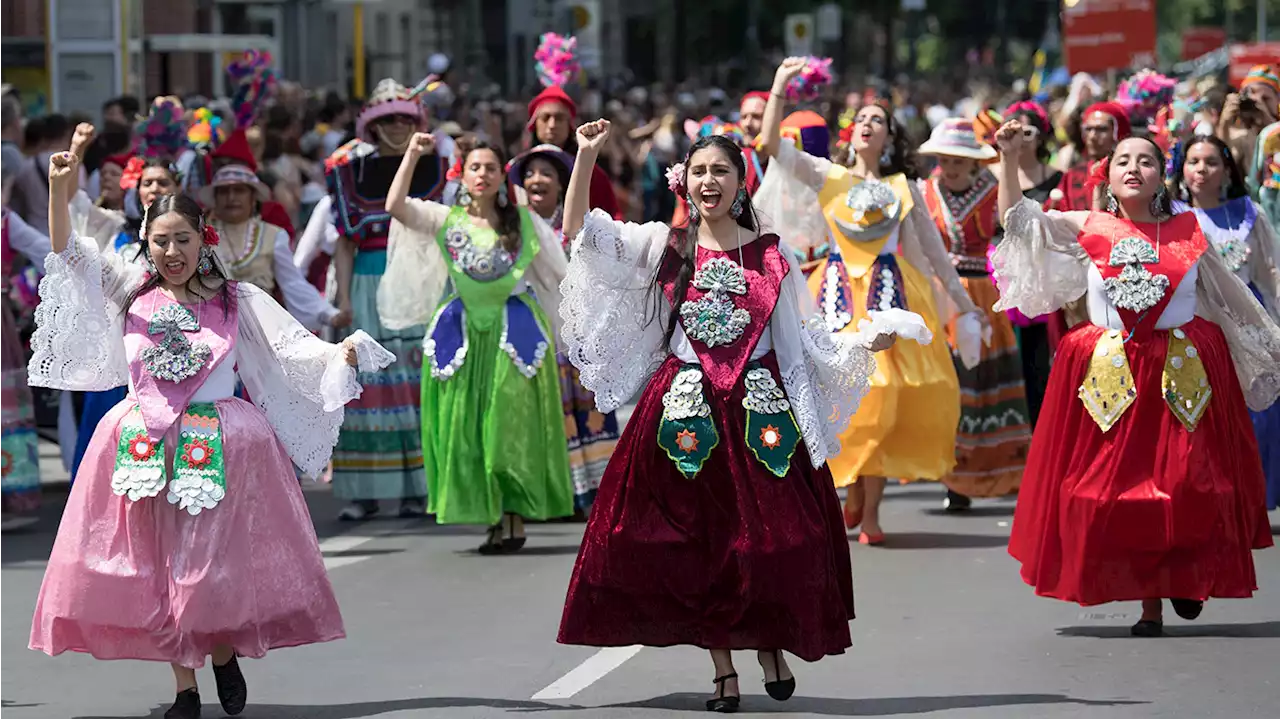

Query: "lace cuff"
<box><xmin>1195</xmin><ymin>249</ymin><xmax>1280</xmax><ymax>411</ymax></box>
<box><xmin>378</xmin><ymin>217</ymin><xmax>448</xmax><ymax>331</ymax></box>
<box><xmin>991</xmin><ymin>199</ymin><xmax>1089</xmax><ymax>317</ymax></box>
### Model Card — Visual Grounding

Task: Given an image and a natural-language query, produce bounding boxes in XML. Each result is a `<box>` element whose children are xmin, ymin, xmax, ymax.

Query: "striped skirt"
<box><xmin>330</xmin><ymin>249</ymin><xmax>428</xmax><ymax>501</ymax></box>
<box><xmin>943</xmin><ymin>274</ymin><xmax>1031</xmax><ymax>498</ymax></box>
<box><xmin>2</xmin><ymin>300</ymin><xmax>40</xmax><ymax>514</ymax></box>
<box><xmin>559</xmin><ymin>356</ymin><xmax>619</xmax><ymax>509</ymax></box>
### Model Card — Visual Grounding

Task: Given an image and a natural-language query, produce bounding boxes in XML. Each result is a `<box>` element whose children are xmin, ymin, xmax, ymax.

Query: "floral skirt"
<box><xmin>2</xmin><ymin>300</ymin><xmax>40</xmax><ymax>514</ymax></box>
<box><xmin>559</xmin><ymin>356</ymin><xmax>619</xmax><ymax>509</ymax></box>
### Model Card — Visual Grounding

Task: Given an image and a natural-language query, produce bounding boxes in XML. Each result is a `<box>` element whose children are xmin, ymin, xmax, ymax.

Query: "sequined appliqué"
<box><xmin>140</xmin><ymin>303</ymin><xmax>213</xmax><ymax>383</ymax></box>
<box><xmin>167</xmin><ymin>404</ymin><xmax>226</xmax><ymax>515</ymax></box>
<box><xmin>1162</xmin><ymin>328</ymin><xmax>1212</xmax><ymax>431</ymax></box>
<box><xmin>1077</xmin><ymin>330</ymin><xmax>1137</xmax><ymax>432</ymax></box>
<box><xmin>1103</xmin><ymin>236</ymin><xmax>1170</xmax><ymax>313</ymax></box>
<box><xmin>680</xmin><ymin>256</ymin><xmax>751</xmax><ymax>347</ymax></box>
<box><xmin>111</xmin><ymin>410</ymin><xmax>166</xmax><ymax>501</ymax></box>
<box><xmin>742</xmin><ymin>364</ymin><xmax>800</xmax><ymax>477</ymax></box>
<box><xmin>444</xmin><ymin>224</ymin><xmax>516</xmax><ymax>282</ymax></box>
<box><xmin>658</xmin><ymin>367</ymin><xmax>719</xmax><ymax>478</ymax></box>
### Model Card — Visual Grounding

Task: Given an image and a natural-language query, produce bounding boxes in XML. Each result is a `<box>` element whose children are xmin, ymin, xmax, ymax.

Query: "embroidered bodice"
<box><xmin>327</xmin><ymin>150</ymin><xmax>446</xmax><ymax>250</ymax></box>
<box><xmin>923</xmin><ymin>170</ymin><xmax>1000</xmax><ymax>261</ymax></box>
<box><xmin>436</xmin><ymin>206</ymin><xmax>537</xmax><ymax>324</ymax></box>
<box><xmin>212</xmin><ymin>218</ymin><xmax>282</xmax><ymax>292</ymax></box>
<box><xmin>657</xmin><ymin>234</ymin><xmax>786</xmax><ymax>394</ymax></box>
<box><xmin>1188</xmin><ymin>197</ymin><xmax>1257</xmax><ymax>281</ymax></box>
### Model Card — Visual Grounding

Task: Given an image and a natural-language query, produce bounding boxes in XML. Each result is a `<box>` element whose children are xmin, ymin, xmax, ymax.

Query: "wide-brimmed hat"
<box><xmin>918</xmin><ymin>118</ymin><xmax>997</xmax><ymax>161</ymax></box>
<box><xmin>198</xmin><ymin>164</ymin><xmax>269</xmax><ymax>207</ymax></box>
<box><xmin>355</xmin><ymin>79</ymin><xmax>426</xmax><ymax>143</ymax></box>
<box><xmin>507</xmin><ymin>144</ymin><xmax>574</xmax><ymax>188</ymax></box>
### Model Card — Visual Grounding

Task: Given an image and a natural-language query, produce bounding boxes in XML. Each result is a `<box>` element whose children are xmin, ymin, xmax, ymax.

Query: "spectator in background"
<box><xmin>1</xmin><ymin>92</ymin><xmax>22</xmax><ymax>175</ymax></box>
<box><xmin>317</xmin><ymin>94</ymin><xmax>351</xmax><ymax>157</ymax></box>
<box><xmin>9</xmin><ymin>113</ymin><xmax>74</xmax><ymax>235</ymax></box>
<box><xmin>100</xmin><ymin>95</ymin><xmax>140</xmax><ymax>126</ymax></box>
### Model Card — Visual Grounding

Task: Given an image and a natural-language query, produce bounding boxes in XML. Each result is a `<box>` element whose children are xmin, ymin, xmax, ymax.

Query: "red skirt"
<box><xmin>558</xmin><ymin>353</ymin><xmax>854</xmax><ymax>661</ymax></box>
<box><xmin>1010</xmin><ymin>318</ymin><xmax>1272</xmax><ymax>606</ymax></box>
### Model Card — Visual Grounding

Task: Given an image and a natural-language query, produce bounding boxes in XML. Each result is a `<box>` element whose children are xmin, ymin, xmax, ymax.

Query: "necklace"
<box><xmin>1195</xmin><ymin>198</ymin><xmax>1254</xmax><ymax>273</ymax></box>
<box><xmin>1103</xmin><ymin>219</ymin><xmax>1169</xmax><ymax>313</ymax></box>
<box><xmin>212</xmin><ymin>218</ymin><xmax>263</xmax><ymax>273</ymax></box>
<box><xmin>140</xmin><ymin>294</ymin><xmax>212</xmax><ymax>383</ymax></box>
<box><xmin>679</xmin><ymin>227</ymin><xmax>751</xmax><ymax>347</ymax></box>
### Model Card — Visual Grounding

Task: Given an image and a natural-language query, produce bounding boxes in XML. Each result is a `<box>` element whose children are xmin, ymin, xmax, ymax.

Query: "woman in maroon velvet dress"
<box><xmin>556</xmin><ymin>97</ymin><xmax>929</xmax><ymax>710</ymax></box>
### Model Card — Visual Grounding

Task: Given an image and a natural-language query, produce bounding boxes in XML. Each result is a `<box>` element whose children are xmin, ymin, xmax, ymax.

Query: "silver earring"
<box><xmin>498</xmin><ymin>184</ymin><xmax>509</xmax><ymax>208</ymax></box>
<box><xmin>729</xmin><ymin>187</ymin><xmax>745</xmax><ymax>219</ymax></box>
<box><xmin>880</xmin><ymin>144</ymin><xmax>893</xmax><ymax>166</ymax></box>
<box><xmin>456</xmin><ymin>186</ymin><xmax>472</xmax><ymax>207</ymax></box>
<box><xmin>197</xmin><ymin>247</ymin><xmax>214</xmax><ymax>276</ymax></box>
<box><xmin>1105</xmin><ymin>186</ymin><xmax>1119</xmax><ymax>215</ymax></box>
<box><xmin>1150</xmin><ymin>185</ymin><xmax>1167</xmax><ymax>217</ymax></box>
<box><xmin>686</xmin><ymin>194</ymin><xmax>701</xmax><ymax>222</ymax></box>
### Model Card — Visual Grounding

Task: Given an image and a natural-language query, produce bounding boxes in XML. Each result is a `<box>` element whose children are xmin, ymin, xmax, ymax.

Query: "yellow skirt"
<box><xmin>812</xmin><ymin>257</ymin><xmax>960</xmax><ymax>486</ymax></box>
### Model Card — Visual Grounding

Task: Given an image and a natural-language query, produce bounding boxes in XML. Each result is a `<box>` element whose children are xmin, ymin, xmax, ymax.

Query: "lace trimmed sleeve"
<box><xmin>27</xmin><ymin>230</ymin><xmax>143</xmax><ymax>390</ymax></box>
<box><xmin>754</xmin><ymin>141</ymin><xmax>833</xmax><ymax>253</ymax></box>
<box><xmin>235</xmin><ymin>283</ymin><xmax>396</xmax><ymax>477</ymax></box>
<box><xmin>526</xmin><ymin>210</ymin><xmax>568</xmax><ymax>340</ymax></box>
<box><xmin>1194</xmin><ymin>248</ymin><xmax>1280</xmax><ymax>411</ymax></box>
<box><xmin>991</xmin><ymin>199</ymin><xmax>1090</xmax><ymax>317</ymax></box>
<box><xmin>1247</xmin><ymin>204</ymin><xmax>1280</xmax><ymax>322</ymax></box>
<box><xmin>377</xmin><ymin>198</ymin><xmax>452</xmax><ymax>331</ymax></box>
<box><xmin>559</xmin><ymin>209</ymin><xmax>671</xmax><ymax>413</ymax></box>
<box><xmin>899</xmin><ymin>182</ymin><xmax>980</xmax><ymax>319</ymax></box>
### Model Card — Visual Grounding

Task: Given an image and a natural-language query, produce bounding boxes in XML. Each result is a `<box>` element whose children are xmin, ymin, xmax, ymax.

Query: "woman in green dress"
<box><xmin>381</xmin><ymin>132</ymin><xmax>573</xmax><ymax>553</ymax></box>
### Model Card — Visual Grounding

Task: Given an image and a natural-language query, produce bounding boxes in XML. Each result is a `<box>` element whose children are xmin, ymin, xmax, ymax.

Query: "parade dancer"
<box><xmin>327</xmin><ymin>79</ymin><xmax>446</xmax><ymax>520</ymax></box>
<box><xmin>992</xmin><ymin>120</ymin><xmax>1278</xmax><ymax>636</ymax></box>
<box><xmin>755</xmin><ymin>59</ymin><xmax>984</xmax><ymax>544</ymax></box>
<box><xmin>1170</xmin><ymin>134</ymin><xmax>1280</xmax><ymax>510</ymax></box>
<box><xmin>381</xmin><ymin>133</ymin><xmax>572</xmax><ymax>552</ymax></box>
<box><xmin>557</xmin><ymin>116</ymin><xmax>924</xmax><ymax>712</ymax></box>
<box><xmin>918</xmin><ymin>118</ymin><xmax>1032</xmax><ymax>510</ymax></box>
<box><xmin>507</xmin><ymin>143</ymin><xmax>619</xmax><ymax>511</ymax></box>
<box><xmin>28</xmin><ymin>144</ymin><xmax>395</xmax><ymax>718</ymax></box>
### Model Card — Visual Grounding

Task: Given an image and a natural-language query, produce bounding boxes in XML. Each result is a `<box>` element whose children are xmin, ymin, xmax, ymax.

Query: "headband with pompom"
<box><xmin>534</xmin><ymin>33</ymin><xmax>580</xmax><ymax>88</ymax></box>
<box><xmin>785</xmin><ymin>57</ymin><xmax>833</xmax><ymax>102</ymax></box>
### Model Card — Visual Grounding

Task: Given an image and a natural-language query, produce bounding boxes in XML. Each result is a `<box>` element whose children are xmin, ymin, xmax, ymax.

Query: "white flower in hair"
<box><xmin>665</xmin><ymin>162</ymin><xmax>686</xmax><ymax>193</ymax></box>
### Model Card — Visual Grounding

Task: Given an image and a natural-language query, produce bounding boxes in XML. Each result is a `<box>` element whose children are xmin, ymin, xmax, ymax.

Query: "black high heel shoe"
<box><xmin>502</xmin><ymin>513</ymin><xmax>527</xmax><ymax>552</ymax></box>
<box><xmin>164</xmin><ymin>688</ymin><xmax>202</xmax><ymax>719</ymax></box>
<box><xmin>211</xmin><ymin>654</ymin><xmax>247</xmax><ymax>715</ymax></box>
<box><xmin>762</xmin><ymin>649</ymin><xmax>796</xmax><ymax>701</ymax></box>
<box><xmin>706</xmin><ymin>672</ymin><xmax>740</xmax><ymax>713</ymax></box>
<box><xmin>478</xmin><ymin>514</ymin><xmax>527</xmax><ymax>555</ymax></box>
<box><xmin>1170</xmin><ymin>599</ymin><xmax>1204</xmax><ymax>620</ymax></box>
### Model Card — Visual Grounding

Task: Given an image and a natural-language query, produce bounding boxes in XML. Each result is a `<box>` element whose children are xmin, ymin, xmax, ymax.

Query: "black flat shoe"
<box><xmin>943</xmin><ymin>490</ymin><xmax>972</xmax><ymax>512</ymax></box>
<box><xmin>706</xmin><ymin>672</ymin><xmax>740</xmax><ymax>713</ymax></box>
<box><xmin>212</xmin><ymin>655</ymin><xmax>247</xmax><ymax>715</ymax></box>
<box><xmin>762</xmin><ymin>649</ymin><xmax>796</xmax><ymax>701</ymax></box>
<box><xmin>164</xmin><ymin>688</ymin><xmax>201</xmax><ymax>719</ymax></box>
<box><xmin>1131</xmin><ymin>619</ymin><xmax>1164</xmax><ymax>637</ymax></box>
<box><xmin>1170</xmin><ymin>599</ymin><xmax>1204</xmax><ymax>621</ymax></box>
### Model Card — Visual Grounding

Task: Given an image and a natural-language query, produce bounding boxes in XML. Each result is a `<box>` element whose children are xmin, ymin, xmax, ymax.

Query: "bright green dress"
<box><xmin>420</xmin><ymin>206</ymin><xmax>573</xmax><ymax>525</ymax></box>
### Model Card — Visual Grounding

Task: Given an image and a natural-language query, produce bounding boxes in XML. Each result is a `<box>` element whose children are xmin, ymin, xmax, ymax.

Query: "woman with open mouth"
<box><xmin>382</xmin><ymin>133</ymin><xmax>573</xmax><ymax>553</ymax></box>
<box><xmin>755</xmin><ymin>60</ymin><xmax>986</xmax><ymax>546</ymax></box>
<box><xmin>508</xmin><ymin>144</ymin><xmax>620</xmax><ymax>514</ymax></box>
<box><xmin>29</xmin><ymin>124</ymin><xmax>396</xmax><ymax>719</ymax></box>
<box><xmin>555</xmin><ymin>96</ymin><xmax>927</xmax><ymax>708</ymax></box>
<box><xmin>1169</xmin><ymin>134</ymin><xmax>1280</xmax><ymax>510</ymax></box>
<box><xmin>991</xmin><ymin>119</ymin><xmax>1278</xmax><ymax>636</ymax></box>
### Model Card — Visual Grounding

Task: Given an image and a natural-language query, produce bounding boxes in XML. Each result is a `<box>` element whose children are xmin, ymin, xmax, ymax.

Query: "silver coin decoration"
<box><xmin>140</xmin><ymin>303</ymin><xmax>212</xmax><ymax>383</ymax></box>
<box><xmin>1215</xmin><ymin>239</ymin><xmax>1251</xmax><ymax>274</ymax></box>
<box><xmin>444</xmin><ymin>224</ymin><xmax>516</xmax><ymax>282</ymax></box>
<box><xmin>742</xmin><ymin>366</ymin><xmax>791</xmax><ymax>414</ymax></box>
<box><xmin>1103</xmin><ymin>236</ymin><xmax>1170</xmax><ymax>313</ymax></box>
<box><xmin>680</xmin><ymin>257</ymin><xmax>751</xmax><ymax>347</ymax></box>
<box><xmin>661</xmin><ymin>367</ymin><xmax>711</xmax><ymax>422</ymax></box>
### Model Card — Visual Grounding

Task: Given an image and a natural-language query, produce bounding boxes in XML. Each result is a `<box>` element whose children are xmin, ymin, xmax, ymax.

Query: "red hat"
<box><xmin>740</xmin><ymin>91</ymin><xmax>769</xmax><ymax>108</ymax></box>
<box><xmin>527</xmin><ymin>85</ymin><xmax>578</xmax><ymax>127</ymax></box>
<box><xmin>102</xmin><ymin>153</ymin><xmax>134</xmax><ymax>170</ymax></box>
<box><xmin>1083</xmin><ymin>102</ymin><xmax>1132</xmax><ymax>142</ymax></box>
<box><xmin>212</xmin><ymin>128</ymin><xmax>258</xmax><ymax>172</ymax></box>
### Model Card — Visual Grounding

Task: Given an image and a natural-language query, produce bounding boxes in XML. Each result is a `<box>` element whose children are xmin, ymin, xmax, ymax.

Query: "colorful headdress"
<box><xmin>835</xmin><ymin>107</ymin><xmax>858</xmax><ymax>148</ymax></box>
<box><xmin>1115</xmin><ymin>69</ymin><xmax>1176</xmax><ymax>123</ymax></box>
<box><xmin>784</xmin><ymin>57</ymin><xmax>833</xmax><ymax>102</ymax></box>
<box><xmin>780</xmin><ymin>111</ymin><xmax>830</xmax><ymax>160</ymax></box>
<box><xmin>355</xmin><ymin>79</ymin><xmax>426</xmax><ymax>143</ymax></box>
<box><xmin>187</xmin><ymin>107</ymin><xmax>227</xmax><ymax>151</ymax></box>
<box><xmin>227</xmin><ymin>50</ymin><xmax>277</xmax><ymax>129</ymax></box>
<box><xmin>135</xmin><ymin>97</ymin><xmax>187</xmax><ymax>159</ymax></box>
<box><xmin>534</xmin><ymin>33</ymin><xmax>580</xmax><ymax>89</ymax></box>
<box><xmin>685</xmin><ymin>116</ymin><xmax>748</xmax><ymax>147</ymax></box>
<box><xmin>1242</xmin><ymin>65</ymin><xmax>1280</xmax><ymax>96</ymax></box>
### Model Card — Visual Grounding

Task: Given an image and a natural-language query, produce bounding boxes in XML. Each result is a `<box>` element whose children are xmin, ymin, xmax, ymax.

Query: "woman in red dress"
<box><xmin>991</xmin><ymin>119</ymin><xmax>1279</xmax><ymax>636</ymax></box>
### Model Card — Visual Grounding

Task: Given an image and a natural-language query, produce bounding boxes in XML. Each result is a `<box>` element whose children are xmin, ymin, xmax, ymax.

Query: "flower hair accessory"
<box><xmin>534</xmin><ymin>33</ymin><xmax>580</xmax><ymax>88</ymax></box>
<box><xmin>1084</xmin><ymin>156</ymin><xmax>1110</xmax><ymax>199</ymax></box>
<box><xmin>203</xmin><ymin>226</ymin><xmax>221</xmax><ymax>247</ymax></box>
<box><xmin>786</xmin><ymin>57</ymin><xmax>833</xmax><ymax>102</ymax></box>
<box><xmin>665</xmin><ymin>162</ymin><xmax>686</xmax><ymax>193</ymax></box>
<box><xmin>120</xmin><ymin>156</ymin><xmax>147</xmax><ymax>191</ymax></box>
<box><xmin>446</xmin><ymin>155</ymin><xmax>464</xmax><ymax>182</ymax></box>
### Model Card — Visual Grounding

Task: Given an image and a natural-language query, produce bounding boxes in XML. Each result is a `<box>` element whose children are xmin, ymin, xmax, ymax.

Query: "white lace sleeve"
<box><xmin>899</xmin><ymin>182</ymin><xmax>980</xmax><ymax>319</ymax></box>
<box><xmin>1247</xmin><ymin>204</ymin><xmax>1280</xmax><ymax>322</ymax></box>
<box><xmin>773</xmin><ymin>250</ymin><xmax>875</xmax><ymax>467</ymax></box>
<box><xmin>991</xmin><ymin>199</ymin><xmax>1090</xmax><ymax>317</ymax></box>
<box><xmin>27</xmin><ymin>230</ymin><xmax>141</xmax><ymax>390</ymax></box>
<box><xmin>69</xmin><ymin>189</ymin><xmax>125</xmax><ymax>253</ymax></box>
<box><xmin>235</xmin><ymin>283</ymin><xmax>396</xmax><ymax>476</ymax></box>
<box><xmin>559</xmin><ymin>209</ymin><xmax>671</xmax><ymax>412</ymax></box>
<box><xmin>1194</xmin><ymin>249</ymin><xmax>1280</xmax><ymax>411</ymax></box>
<box><xmin>377</xmin><ymin>199</ymin><xmax>451</xmax><ymax>331</ymax></box>
<box><xmin>754</xmin><ymin>141</ymin><xmax>833</xmax><ymax>253</ymax></box>
<box><xmin>526</xmin><ymin>211</ymin><xmax>568</xmax><ymax>340</ymax></box>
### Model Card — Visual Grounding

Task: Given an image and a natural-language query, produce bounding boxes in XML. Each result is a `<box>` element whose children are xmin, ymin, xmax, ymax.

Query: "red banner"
<box><xmin>1229</xmin><ymin>43</ymin><xmax>1280</xmax><ymax>87</ymax></box>
<box><xmin>1062</xmin><ymin>0</ymin><xmax>1157</xmax><ymax>74</ymax></box>
<box><xmin>1182</xmin><ymin>28</ymin><xmax>1226</xmax><ymax>61</ymax></box>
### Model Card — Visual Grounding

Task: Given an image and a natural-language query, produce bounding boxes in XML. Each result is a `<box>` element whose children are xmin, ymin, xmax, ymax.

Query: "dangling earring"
<box><xmin>729</xmin><ymin>187</ymin><xmax>746</xmax><ymax>219</ymax></box>
<box><xmin>1149</xmin><ymin>184</ymin><xmax>1168</xmax><ymax>218</ymax></box>
<box><xmin>686</xmin><ymin>194</ymin><xmax>701</xmax><ymax>222</ymax></box>
<box><xmin>456</xmin><ymin>186</ymin><xmax>472</xmax><ymax>207</ymax></box>
<box><xmin>498</xmin><ymin>183</ymin><xmax>509</xmax><ymax>208</ymax></box>
<box><xmin>879</xmin><ymin>143</ymin><xmax>893</xmax><ymax>167</ymax></box>
<box><xmin>197</xmin><ymin>247</ymin><xmax>214</xmax><ymax>276</ymax></box>
<box><xmin>1105</xmin><ymin>186</ymin><xmax>1119</xmax><ymax>215</ymax></box>
<box><xmin>1219</xmin><ymin>181</ymin><xmax>1229</xmax><ymax>202</ymax></box>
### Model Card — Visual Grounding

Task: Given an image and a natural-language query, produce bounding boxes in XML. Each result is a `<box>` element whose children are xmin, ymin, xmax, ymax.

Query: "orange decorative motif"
<box><xmin>760</xmin><ymin>425</ymin><xmax>782</xmax><ymax>449</ymax></box>
<box><xmin>127</xmin><ymin>435</ymin><xmax>157</xmax><ymax>462</ymax></box>
<box><xmin>675</xmin><ymin>429</ymin><xmax>699</xmax><ymax>454</ymax></box>
<box><xmin>182</xmin><ymin>438</ymin><xmax>214</xmax><ymax>469</ymax></box>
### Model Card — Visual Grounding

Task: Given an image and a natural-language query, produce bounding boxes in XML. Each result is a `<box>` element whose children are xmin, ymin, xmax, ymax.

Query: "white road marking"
<box><xmin>532</xmin><ymin>645</ymin><xmax>644</xmax><ymax>700</ymax></box>
<box><xmin>318</xmin><ymin>533</ymin><xmax>378</xmax><ymax>570</ymax></box>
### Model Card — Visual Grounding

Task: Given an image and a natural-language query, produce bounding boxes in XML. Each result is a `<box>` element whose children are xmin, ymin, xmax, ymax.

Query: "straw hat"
<box><xmin>198</xmin><ymin>164</ymin><xmax>269</xmax><ymax>207</ymax></box>
<box><xmin>355</xmin><ymin>79</ymin><xmax>426</xmax><ymax>144</ymax></box>
<box><xmin>918</xmin><ymin>118</ymin><xmax>998</xmax><ymax>161</ymax></box>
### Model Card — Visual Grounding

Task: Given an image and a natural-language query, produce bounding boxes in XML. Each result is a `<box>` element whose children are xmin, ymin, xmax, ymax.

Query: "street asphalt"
<box><xmin>2</xmin><ymin>440</ymin><xmax>1278</xmax><ymax>718</ymax></box>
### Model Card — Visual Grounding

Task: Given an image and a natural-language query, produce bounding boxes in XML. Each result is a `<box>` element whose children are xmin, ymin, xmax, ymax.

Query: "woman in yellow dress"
<box><xmin>756</xmin><ymin>59</ymin><xmax>985</xmax><ymax>544</ymax></box>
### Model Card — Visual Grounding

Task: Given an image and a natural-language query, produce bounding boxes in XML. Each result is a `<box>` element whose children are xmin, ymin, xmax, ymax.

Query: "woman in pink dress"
<box><xmin>27</xmin><ymin>126</ymin><xmax>395</xmax><ymax>718</ymax></box>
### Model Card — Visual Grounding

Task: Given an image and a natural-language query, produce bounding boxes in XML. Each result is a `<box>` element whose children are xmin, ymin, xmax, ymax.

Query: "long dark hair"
<box><xmin>122</xmin><ymin>193</ymin><xmax>232</xmax><ymax>317</ymax></box>
<box><xmin>1168</xmin><ymin>134</ymin><xmax>1249</xmax><ymax>204</ymax></box>
<box><xmin>842</xmin><ymin>103</ymin><xmax>918</xmax><ymax>179</ymax></box>
<box><xmin>456</xmin><ymin>138</ymin><xmax>522</xmax><ymax>253</ymax></box>
<box><xmin>648</xmin><ymin>135</ymin><xmax>761</xmax><ymax>348</ymax></box>
<box><xmin>124</xmin><ymin>157</ymin><xmax>181</xmax><ymax>239</ymax></box>
<box><xmin>1098</xmin><ymin>136</ymin><xmax>1175</xmax><ymax>217</ymax></box>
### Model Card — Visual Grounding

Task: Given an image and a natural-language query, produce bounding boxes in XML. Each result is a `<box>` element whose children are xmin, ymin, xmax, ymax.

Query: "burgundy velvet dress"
<box><xmin>557</xmin><ymin>234</ymin><xmax>854</xmax><ymax>662</ymax></box>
